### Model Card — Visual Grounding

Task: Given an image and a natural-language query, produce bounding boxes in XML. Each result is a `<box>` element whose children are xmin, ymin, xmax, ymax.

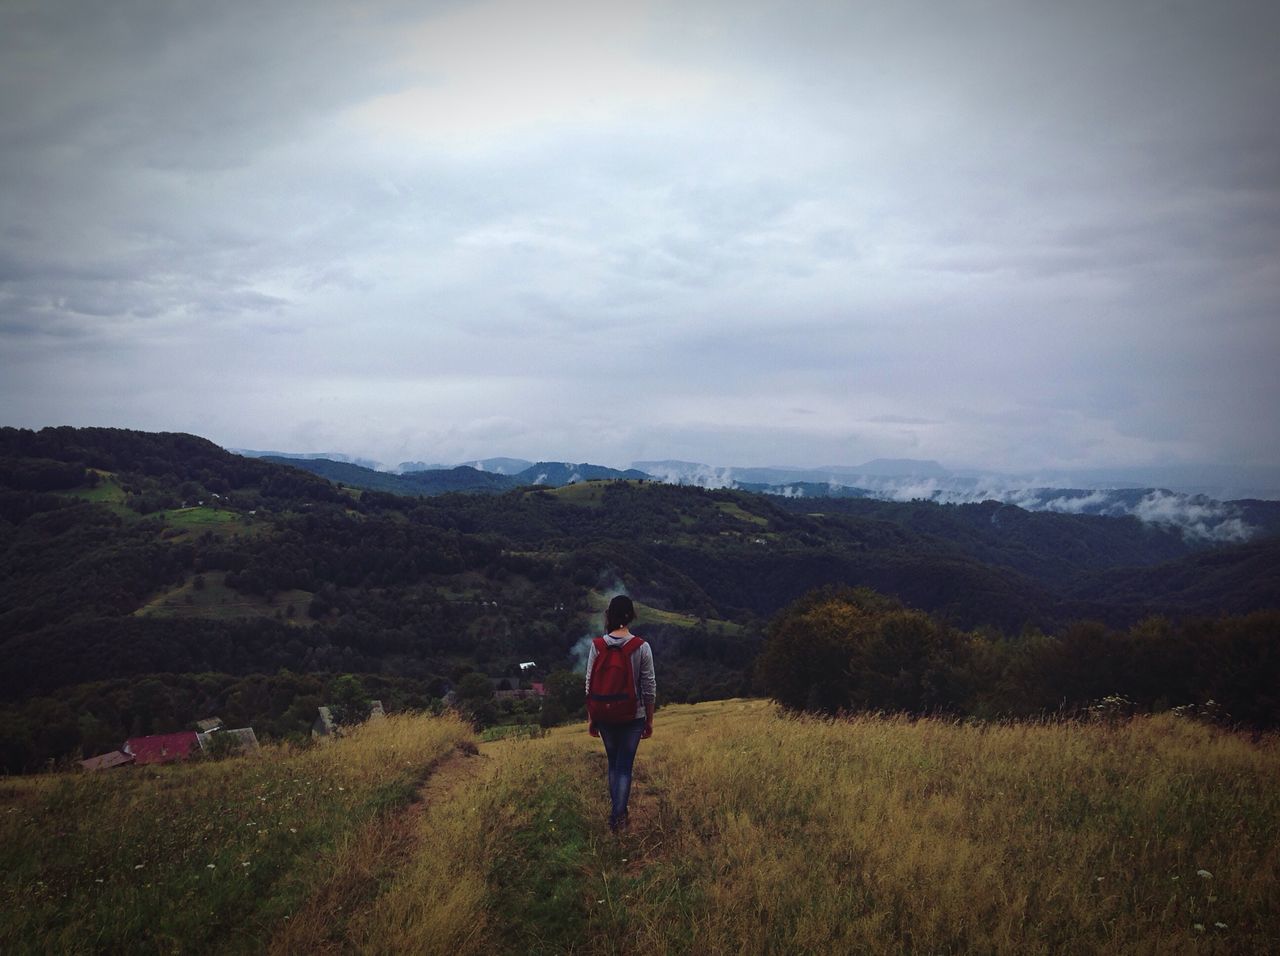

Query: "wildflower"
<box><xmin>289</xmin><ymin>828</ymin><xmax>297</xmax><ymax>834</ymax></box>
<box><xmin>206</xmin><ymin>864</ymin><xmax>215</xmax><ymax>869</ymax></box>
<box><xmin>134</xmin><ymin>864</ymin><xmax>144</xmax><ymax>870</ymax></box>
<box><xmin>1197</xmin><ymin>869</ymin><xmax>1212</xmax><ymax>879</ymax></box>
<box><xmin>95</xmin><ymin>878</ymin><xmax>104</xmax><ymax>883</ymax></box>
<box><xmin>597</xmin><ymin>899</ymin><xmax>605</xmax><ymax>904</ymax></box>
<box><xmin>1193</xmin><ymin>924</ymin><xmax>1205</xmax><ymax>932</ymax></box>
<box><xmin>1214</xmin><ymin>922</ymin><xmax>1227</xmax><ymax>929</ymax></box>
<box><xmin>241</xmin><ymin>862</ymin><xmax>250</xmax><ymax>867</ymax></box>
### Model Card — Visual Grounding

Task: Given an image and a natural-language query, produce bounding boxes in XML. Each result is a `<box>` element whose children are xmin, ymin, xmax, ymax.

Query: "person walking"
<box><xmin>585</xmin><ymin>595</ymin><xmax>656</xmax><ymax>832</ymax></box>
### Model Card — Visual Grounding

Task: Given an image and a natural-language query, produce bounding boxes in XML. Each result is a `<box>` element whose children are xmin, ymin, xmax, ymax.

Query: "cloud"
<box><xmin>353</xmin><ymin>0</ymin><xmax>721</xmax><ymax>144</ymax></box>
<box><xmin>1</xmin><ymin>0</ymin><xmax>1278</xmax><ymax>477</ymax></box>
<box><xmin>1131</xmin><ymin>491</ymin><xmax>1254</xmax><ymax>543</ymax></box>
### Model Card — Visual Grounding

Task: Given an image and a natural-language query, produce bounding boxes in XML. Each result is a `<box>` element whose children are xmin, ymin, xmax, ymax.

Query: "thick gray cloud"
<box><xmin>2</xmin><ymin>0</ymin><xmax>1277</xmax><ymax>473</ymax></box>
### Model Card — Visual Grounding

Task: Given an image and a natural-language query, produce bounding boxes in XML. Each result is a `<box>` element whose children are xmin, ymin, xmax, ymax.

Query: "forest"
<box><xmin>1</xmin><ymin>425</ymin><xmax>1278</xmax><ymax>771</ymax></box>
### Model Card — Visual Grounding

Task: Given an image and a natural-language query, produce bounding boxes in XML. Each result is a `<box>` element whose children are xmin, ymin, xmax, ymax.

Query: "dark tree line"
<box><xmin>757</xmin><ymin>586</ymin><xmax>1280</xmax><ymax>728</ymax></box>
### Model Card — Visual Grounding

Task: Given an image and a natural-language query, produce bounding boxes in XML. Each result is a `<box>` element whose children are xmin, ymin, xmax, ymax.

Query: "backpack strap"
<box><xmin>599</xmin><ymin>635</ymin><xmax>644</xmax><ymax>655</ymax></box>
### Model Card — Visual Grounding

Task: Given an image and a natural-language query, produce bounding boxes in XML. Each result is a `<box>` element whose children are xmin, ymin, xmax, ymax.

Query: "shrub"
<box><xmin>757</xmin><ymin>586</ymin><xmax>969</xmax><ymax>716</ymax></box>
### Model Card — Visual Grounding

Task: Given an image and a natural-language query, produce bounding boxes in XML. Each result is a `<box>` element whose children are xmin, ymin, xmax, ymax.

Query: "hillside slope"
<box><xmin>6</xmin><ymin>702</ymin><xmax>1278</xmax><ymax>954</ymax></box>
<box><xmin>3</xmin><ymin>425</ymin><xmax>1279</xmax><ymax>769</ymax></box>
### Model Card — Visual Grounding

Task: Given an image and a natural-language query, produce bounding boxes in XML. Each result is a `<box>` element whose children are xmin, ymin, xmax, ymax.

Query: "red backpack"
<box><xmin>587</xmin><ymin>635</ymin><xmax>643</xmax><ymax>724</ymax></box>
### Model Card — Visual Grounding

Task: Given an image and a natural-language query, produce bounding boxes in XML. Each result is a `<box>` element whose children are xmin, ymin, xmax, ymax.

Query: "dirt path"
<box><xmin>267</xmin><ymin>740</ymin><xmax>497</xmax><ymax>955</ymax></box>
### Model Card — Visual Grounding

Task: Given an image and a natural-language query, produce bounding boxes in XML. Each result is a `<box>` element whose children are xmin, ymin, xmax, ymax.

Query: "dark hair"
<box><xmin>605</xmin><ymin>595</ymin><xmax>636</xmax><ymax>632</ymax></box>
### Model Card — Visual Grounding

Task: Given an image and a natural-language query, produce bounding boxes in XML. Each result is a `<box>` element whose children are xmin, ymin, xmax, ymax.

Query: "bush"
<box><xmin>757</xmin><ymin>586</ymin><xmax>970</xmax><ymax>716</ymax></box>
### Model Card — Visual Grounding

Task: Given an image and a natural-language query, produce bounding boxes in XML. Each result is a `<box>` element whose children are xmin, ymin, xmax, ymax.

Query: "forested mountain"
<box><xmin>265</xmin><ymin>456</ymin><xmax>649</xmax><ymax>495</ymax></box>
<box><xmin>2</xmin><ymin>426</ymin><xmax>1278</xmax><ymax>770</ymax></box>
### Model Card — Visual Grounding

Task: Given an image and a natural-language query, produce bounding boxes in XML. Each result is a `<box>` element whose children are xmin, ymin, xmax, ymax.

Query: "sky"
<box><xmin>2</xmin><ymin>0</ymin><xmax>1278</xmax><ymax>473</ymax></box>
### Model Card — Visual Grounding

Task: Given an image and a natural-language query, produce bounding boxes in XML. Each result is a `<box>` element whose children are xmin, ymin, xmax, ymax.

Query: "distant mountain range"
<box><xmin>262</xmin><ymin>457</ymin><xmax>649</xmax><ymax>496</ymax></box>
<box><xmin>231</xmin><ymin>448</ymin><xmax>385</xmax><ymax>471</ymax></box>
<box><xmin>249</xmin><ymin>451</ymin><xmax>1280</xmax><ymax>543</ymax></box>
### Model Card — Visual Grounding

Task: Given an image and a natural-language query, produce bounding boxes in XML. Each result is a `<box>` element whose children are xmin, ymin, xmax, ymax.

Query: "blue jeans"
<box><xmin>598</xmin><ymin>718</ymin><xmax>645</xmax><ymax>825</ymax></box>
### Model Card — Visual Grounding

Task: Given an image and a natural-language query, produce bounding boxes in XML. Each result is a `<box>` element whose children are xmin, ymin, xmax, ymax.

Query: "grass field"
<box><xmin>135</xmin><ymin>571</ymin><xmax>314</xmax><ymax>623</ymax></box>
<box><xmin>65</xmin><ymin>472</ymin><xmax>134</xmax><ymax>517</ymax></box>
<box><xmin>714</xmin><ymin>500</ymin><xmax>769</xmax><ymax>527</ymax></box>
<box><xmin>534</xmin><ymin>481</ymin><xmax>611</xmax><ymax>507</ymax></box>
<box><xmin>64</xmin><ymin>475</ymin><xmax>264</xmax><ymax>541</ymax></box>
<box><xmin>586</xmin><ymin>590</ymin><xmax>743</xmax><ymax>634</ymax></box>
<box><xmin>4</xmin><ymin>702</ymin><xmax>1277</xmax><ymax>954</ymax></box>
<box><xmin>0</xmin><ymin>713</ymin><xmax>473</xmax><ymax>955</ymax></box>
<box><xmin>158</xmin><ymin>504</ymin><xmax>243</xmax><ymax>528</ymax></box>
<box><xmin>369</xmin><ymin>701</ymin><xmax>1280</xmax><ymax>954</ymax></box>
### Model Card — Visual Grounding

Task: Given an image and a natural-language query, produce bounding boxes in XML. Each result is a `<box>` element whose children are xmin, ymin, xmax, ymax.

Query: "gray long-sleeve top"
<box><xmin>584</xmin><ymin>634</ymin><xmax>657</xmax><ymax>720</ymax></box>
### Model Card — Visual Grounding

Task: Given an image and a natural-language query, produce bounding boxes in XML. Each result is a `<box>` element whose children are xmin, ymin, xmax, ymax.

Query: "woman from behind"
<box><xmin>585</xmin><ymin>595</ymin><xmax>657</xmax><ymax>832</ymax></box>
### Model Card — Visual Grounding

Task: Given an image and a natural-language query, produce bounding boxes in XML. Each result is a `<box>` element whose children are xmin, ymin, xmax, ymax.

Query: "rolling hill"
<box><xmin>2</xmin><ymin>425</ymin><xmax>1278</xmax><ymax>770</ymax></box>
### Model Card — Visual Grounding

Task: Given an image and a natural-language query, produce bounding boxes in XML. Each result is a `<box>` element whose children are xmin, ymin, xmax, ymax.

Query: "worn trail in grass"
<box><xmin>269</xmin><ymin>740</ymin><xmax>492</xmax><ymax>955</ymax></box>
<box><xmin>365</xmin><ymin>699</ymin><xmax>1280</xmax><ymax>955</ymax></box>
<box><xmin>0</xmin><ymin>714</ymin><xmax>474</xmax><ymax>956</ymax></box>
<box><xmin>10</xmin><ymin>703</ymin><xmax>1275</xmax><ymax>953</ymax></box>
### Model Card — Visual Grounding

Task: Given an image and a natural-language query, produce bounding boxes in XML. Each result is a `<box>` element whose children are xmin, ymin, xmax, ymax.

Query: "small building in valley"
<box><xmin>80</xmin><ymin>750</ymin><xmax>135</xmax><ymax>772</ymax></box>
<box><xmin>198</xmin><ymin>726</ymin><xmax>260</xmax><ymax>755</ymax></box>
<box><xmin>123</xmin><ymin>731</ymin><xmax>202</xmax><ymax>765</ymax></box>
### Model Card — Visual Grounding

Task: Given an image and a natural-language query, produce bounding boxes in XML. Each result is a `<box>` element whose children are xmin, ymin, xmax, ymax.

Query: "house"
<box><xmin>197</xmin><ymin>727</ymin><xmax>260</xmax><ymax>755</ymax></box>
<box><xmin>489</xmin><ymin>675</ymin><xmax>549</xmax><ymax>702</ymax></box>
<box><xmin>80</xmin><ymin>750</ymin><xmax>135</xmax><ymax>772</ymax></box>
<box><xmin>312</xmin><ymin>700</ymin><xmax>384</xmax><ymax>738</ymax></box>
<box><xmin>123</xmin><ymin>731</ymin><xmax>202</xmax><ymax>765</ymax></box>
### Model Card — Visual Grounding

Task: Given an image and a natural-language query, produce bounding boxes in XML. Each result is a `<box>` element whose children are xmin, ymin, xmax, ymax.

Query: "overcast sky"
<box><xmin>2</xmin><ymin>0</ymin><xmax>1277</xmax><ymax>471</ymax></box>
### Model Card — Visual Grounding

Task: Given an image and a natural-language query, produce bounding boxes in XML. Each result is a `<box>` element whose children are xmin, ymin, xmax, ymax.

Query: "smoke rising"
<box><xmin>569</xmin><ymin>574</ymin><xmax>630</xmax><ymax>672</ymax></box>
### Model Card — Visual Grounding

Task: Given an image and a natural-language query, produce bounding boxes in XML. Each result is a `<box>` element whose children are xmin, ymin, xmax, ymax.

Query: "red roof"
<box><xmin>123</xmin><ymin>732</ymin><xmax>201</xmax><ymax>765</ymax></box>
<box><xmin>530</xmin><ymin>682</ymin><xmax>546</xmax><ymax>695</ymax></box>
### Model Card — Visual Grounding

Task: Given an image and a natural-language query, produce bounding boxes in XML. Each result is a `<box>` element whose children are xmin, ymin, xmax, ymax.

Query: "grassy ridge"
<box><xmin>586</xmin><ymin>589</ymin><xmax>743</xmax><ymax>634</ymax></box>
<box><xmin>0</xmin><ymin>713</ymin><xmax>473</xmax><ymax>955</ymax></box>
<box><xmin>365</xmin><ymin>701</ymin><xmax>1280</xmax><ymax>954</ymax></box>
<box><xmin>135</xmin><ymin>571</ymin><xmax>315</xmax><ymax>623</ymax></box>
<box><xmin>5</xmin><ymin>703</ymin><xmax>1277</xmax><ymax>953</ymax></box>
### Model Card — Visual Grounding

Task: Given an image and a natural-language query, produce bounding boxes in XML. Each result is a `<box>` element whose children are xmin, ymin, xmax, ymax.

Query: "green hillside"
<box><xmin>2</xmin><ymin>425</ymin><xmax>1279</xmax><ymax>771</ymax></box>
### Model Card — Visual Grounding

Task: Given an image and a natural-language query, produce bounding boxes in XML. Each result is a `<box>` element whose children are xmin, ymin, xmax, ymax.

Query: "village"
<box><xmin>77</xmin><ymin>669</ymin><xmax>550</xmax><ymax>771</ymax></box>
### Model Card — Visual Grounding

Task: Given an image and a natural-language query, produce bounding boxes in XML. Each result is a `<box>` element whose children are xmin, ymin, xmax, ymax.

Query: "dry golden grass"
<box><xmin>11</xmin><ymin>701</ymin><xmax>1275</xmax><ymax>953</ymax></box>
<box><xmin>360</xmin><ymin>700</ymin><xmax>1280</xmax><ymax>955</ymax></box>
<box><xmin>621</xmin><ymin>700</ymin><xmax>1280</xmax><ymax>954</ymax></box>
<box><xmin>0</xmin><ymin>712</ymin><xmax>473</xmax><ymax>955</ymax></box>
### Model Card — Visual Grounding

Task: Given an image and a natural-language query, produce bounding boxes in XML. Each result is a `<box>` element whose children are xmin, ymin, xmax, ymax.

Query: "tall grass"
<box><xmin>6</xmin><ymin>701</ymin><xmax>1276</xmax><ymax>953</ymax></box>
<box><xmin>616</xmin><ymin>700</ymin><xmax>1280</xmax><ymax>954</ymax></box>
<box><xmin>362</xmin><ymin>700</ymin><xmax>1280</xmax><ymax>955</ymax></box>
<box><xmin>354</xmin><ymin>737</ymin><xmax>600</xmax><ymax>955</ymax></box>
<box><xmin>0</xmin><ymin>713</ymin><xmax>472</xmax><ymax>955</ymax></box>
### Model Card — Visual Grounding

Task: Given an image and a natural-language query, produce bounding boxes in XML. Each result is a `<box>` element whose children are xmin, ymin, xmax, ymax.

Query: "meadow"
<box><xmin>0</xmin><ymin>713</ymin><xmax>472</xmax><ymax>955</ymax></box>
<box><xmin>135</xmin><ymin>570</ymin><xmax>316</xmax><ymax>623</ymax></box>
<box><xmin>2</xmin><ymin>702</ymin><xmax>1277</xmax><ymax>954</ymax></box>
<box><xmin>365</xmin><ymin>701</ymin><xmax>1280</xmax><ymax>955</ymax></box>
